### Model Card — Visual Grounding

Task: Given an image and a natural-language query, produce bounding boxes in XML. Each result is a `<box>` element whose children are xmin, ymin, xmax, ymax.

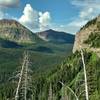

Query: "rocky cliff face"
<box><xmin>0</xmin><ymin>19</ymin><xmax>34</xmax><ymax>43</ymax></box>
<box><xmin>73</xmin><ymin>15</ymin><xmax>100</xmax><ymax>54</ymax></box>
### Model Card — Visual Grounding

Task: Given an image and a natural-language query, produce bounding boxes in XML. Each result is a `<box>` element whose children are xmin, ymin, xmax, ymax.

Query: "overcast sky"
<box><xmin>0</xmin><ymin>0</ymin><xmax>100</xmax><ymax>34</ymax></box>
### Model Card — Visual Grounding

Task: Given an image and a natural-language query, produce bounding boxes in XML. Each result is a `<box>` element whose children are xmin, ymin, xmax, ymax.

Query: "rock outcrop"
<box><xmin>73</xmin><ymin>15</ymin><xmax>100</xmax><ymax>55</ymax></box>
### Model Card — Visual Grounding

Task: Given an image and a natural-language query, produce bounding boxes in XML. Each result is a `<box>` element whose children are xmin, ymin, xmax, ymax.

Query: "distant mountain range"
<box><xmin>0</xmin><ymin>19</ymin><xmax>75</xmax><ymax>54</ymax></box>
<box><xmin>37</xmin><ymin>29</ymin><xmax>75</xmax><ymax>43</ymax></box>
<box><xmin>0</xmin><ymin>19</ymin><xmax>75</xmax><ymax>44</ymax></box>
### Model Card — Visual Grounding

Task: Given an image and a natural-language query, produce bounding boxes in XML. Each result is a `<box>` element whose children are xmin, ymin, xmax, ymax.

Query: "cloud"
<box><xmin>72</xmin><ymin>0</ymin><xmax>100</xmax><ymax>8</ymax></box>
<box><xmin>39</xmin><ymin>12</ymin><xmax>51</xmax><ymax>31</ymax></box>
<box><xmin>50</xmin><ymin>0</ymin><xmax>100</xmax><ymax>34</ymax></box>
<box><xmin>68</xmin><ymin>19</ymin><xmax>87</xmax><ymax>27</ymax></box>
<box><xmin>80</xmin><ymin>8</ymin><xmax>93</xmax><ymax>19</ymax></box>
<box><xmin>19</xmin><ymin>4</ymin><xmax>39</xmax><ymax>31</ymax></box>
<box><xmin>63</xmin><ymin>0</ymin><xmax>100</xmax><ymax>34</ymax></box>
<box><xmin>0</xmin><ymin>0</ymin><xmax>20</xmax><ymax>7</ymax></box>
<box><xmin>72</xmin><ymin>0</ymin><xmax>100</xmax><ymax>18</ymax></box>
<box><xmin>19</xmin><ymin>4</ymin><xmax>51</xmax><ymax>32</ymax></box>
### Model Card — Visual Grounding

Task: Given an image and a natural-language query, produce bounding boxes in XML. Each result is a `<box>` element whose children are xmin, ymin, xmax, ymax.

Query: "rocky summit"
<box><xmin>0</xmin><ymin>19</ymin><xmax>36</xmax><ymax>43</ymax></box>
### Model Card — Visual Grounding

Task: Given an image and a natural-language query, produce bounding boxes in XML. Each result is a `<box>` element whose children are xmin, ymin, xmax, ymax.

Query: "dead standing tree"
<box><xmin>48</xmin><ymin>83</ymin><xmax>53</xmax><ymax>100</ymax></box>
<box><xmin>80</xmin><ymin>48</ymin><xmax>89</xmax><ymax>100</ymax></box>
<box><xmin>14</xmin><ymin>51</ymin><xmax>33</xmax><ymax>100</ymax></box>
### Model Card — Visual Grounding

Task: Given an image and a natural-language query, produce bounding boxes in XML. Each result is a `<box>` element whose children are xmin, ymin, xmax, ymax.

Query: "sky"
<box><xmin>0</xmin><ymin>0</ymin><xmax>100</xmax><ymax>34</ymax></box>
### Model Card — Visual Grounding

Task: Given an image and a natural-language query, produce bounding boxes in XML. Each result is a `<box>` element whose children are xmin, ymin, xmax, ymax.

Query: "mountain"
<box><xmin>37</xmin><ymin>29</ymin><xmax>75</xmax><ymax>43</ymax></box>
<box><xmin>0</xmin><ymin>19</ymin><xmax>42</xmax><ymax>43</ymax></box>
<box><xmin>0</xmin><ymin>19</ymin><xmax>74</xmax><ymax>54</ymax></box>
<box><xmin>73</xmin><ymin>15</ymin><xmax>100</xmax><ymax>54</ymax></box>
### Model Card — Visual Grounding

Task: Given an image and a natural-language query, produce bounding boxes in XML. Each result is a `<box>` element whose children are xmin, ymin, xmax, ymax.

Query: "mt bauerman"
<box><xmin>37</xmin><ymin>29</ymin><xmax>75</xmax><ymax>43</ymax></box>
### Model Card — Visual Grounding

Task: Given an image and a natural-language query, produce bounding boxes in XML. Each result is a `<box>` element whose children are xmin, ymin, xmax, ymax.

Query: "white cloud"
<box><xmin>39</xmin><ymin>12</ymin><xmax>51</xmax><ymax>31</ymax></box>
<box><xmin>49</xmin><ymin>0</ymin><xmax>100</xmax><ymax>34</ymax></box>
<box><xmin>63</xmin><ymin>0</ymin><xmax>100</xmax><ymax>34</ymax></box>
<box><xmin>72</xmin><ymin>0</ymin><xmax>100</xmax><ymax>18</ymax></box>
<box><xmin>0</xmin><ymin>0</ymin><xmax>19</xmax><ymax>7</ymax></box>
<box><xmin>68</xmin><ymin>19</ymin><xmax>87</xmax><ymax>27</ymax></box>
<box><xmin>72</xmin><ymin>0</ymin><xmax>100</xmax><ymax>8</ymax></box>
<box><xmin>19</xmin><ymin>4</ymin><xmax>51</xmax><ymax>32</ymax></box>
<box><xmin>19</xmin><ymin>4</ymin><xmax>39</xmax><ymax>31</ymax></box>
<box><xmin>80</xmin><ymin>8</ymin><xmax>93</xmax><ymax>19</ymax></box>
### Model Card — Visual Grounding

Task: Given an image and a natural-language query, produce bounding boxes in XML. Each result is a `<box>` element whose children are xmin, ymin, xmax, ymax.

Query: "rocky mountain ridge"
<box><xmin>73</xmin><ymin>15</ymin><xmax>100</xmax><ymax>56</ymax></box>
<box><xmin>0</xmin><ymin>19</ymin><xmax>37</xmax><ymax>43</ymax></box>
<box><xmin>37</xmin><ymin>29</ymin><xmax>75</xmax><ymax>43</ymax></box>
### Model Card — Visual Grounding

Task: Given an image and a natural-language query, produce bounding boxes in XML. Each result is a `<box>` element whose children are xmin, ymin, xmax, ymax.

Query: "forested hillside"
<box><xmin>31</xmin><ymin>51</ymin><xmax>100</xmax><ymax>100</ymax></box>
<box><xmin>0</xmin><ymin>50</ymin><xmax>99</xmax><ymax>100</ymax></box>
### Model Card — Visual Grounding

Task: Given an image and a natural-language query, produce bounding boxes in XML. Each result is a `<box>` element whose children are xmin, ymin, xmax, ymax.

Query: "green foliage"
<box><xmin>30</xmin><ymin>51</ymin><xmax>100</xmax><ymax>100</ymax></box>
<box><xmin>0</xmin><ymin>44</ymin><xmax>100</xmax><ymax>100</ymax></box>
<box><xmin>0</xmin><ymin>45</ymin><xmax>71</xmax><ymax>99</ymax></box>
<box><xmin>97</xmin><ymin>22</ymin><xmax>100</xmax><ymax>30</ymax></box>
<box><xmin>84</xmin><ymin>32</ymin><xmax>100</xmax><ymax>47</ymax></box>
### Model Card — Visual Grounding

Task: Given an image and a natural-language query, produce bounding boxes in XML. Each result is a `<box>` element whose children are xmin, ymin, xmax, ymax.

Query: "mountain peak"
<box><xmin>40</xmin><ymin>29</ymin><xmax>56</xmax><ymax>33</ymax></box>
<box><xmin>0</xmin><ymin>19</ymin><xmax>23</xmax><ymax>28</ymax></box>
<box><xmin>0</xmin><ymin>19</ymin><xmax>17</xmax><ymax>22</ymax></box>
<box><xmin>37</xmin><ymin>29</ymin><xmax>75</xmax><ymax>43</ymax></box>
<box><xmin>0</xmin><ymin>19</ymin><xmax>40</xmax><ymax>43</ymax></box>
<box><xmin>46</xmin><ymin>29</ymin><xmax>54</xmax><ymax>31</ymax></box>
<box><xmin>0</xmin><ymin>19</ymin><xmax>18</xmax><ymax>24</ymax></box>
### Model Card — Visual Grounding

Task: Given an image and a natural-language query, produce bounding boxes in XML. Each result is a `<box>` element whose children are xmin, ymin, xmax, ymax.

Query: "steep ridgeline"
<box><xmin>0</xmin><ymin>19</ymin><xmax>41</xmax><ymax>43</ymax></box>
<box><xmin>73</xmin><ymin>15</ymin><xmax>100</xmax><ymax>55</ymax></box>
<box><xmin>37</xmin><ymin>29</ymin><xmax>75</xmax><ymax>43</ymax></box>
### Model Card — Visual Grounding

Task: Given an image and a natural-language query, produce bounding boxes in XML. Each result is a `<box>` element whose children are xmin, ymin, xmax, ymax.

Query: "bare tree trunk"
<box><xmin>48</xmin><ymin>83</ymin><xmax>53</xmax><ymax>100</ymax></box>
<box><xmin>15</xmin><ymin>51</ymin><xmax>32</xmax><ymax>100</ymax></box>
<box><xmin>80</xmin><ymin>49</ymin><xmax>89</xmax><ymax>100</ymax></box>
<box><xmin>15</xmin><ymin>52</ymin><xmax>27</xmax><ymax>100</ymax></box>
<box><xmin>24</xmin><ymin>52</ymin><xmax>29</xmax><ymax>100</ymax></box>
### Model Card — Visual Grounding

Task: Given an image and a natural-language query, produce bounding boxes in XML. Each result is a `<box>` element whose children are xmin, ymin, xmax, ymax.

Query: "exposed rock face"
<box><xmin>0</xmin><ymin>19</ymin><xmax>34</xmax><ymax>43</ymax></box>
<box><xmin>73</xmin><ymin>15</ymin><xmax>100</xmax><ymax>54</ymax></box>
